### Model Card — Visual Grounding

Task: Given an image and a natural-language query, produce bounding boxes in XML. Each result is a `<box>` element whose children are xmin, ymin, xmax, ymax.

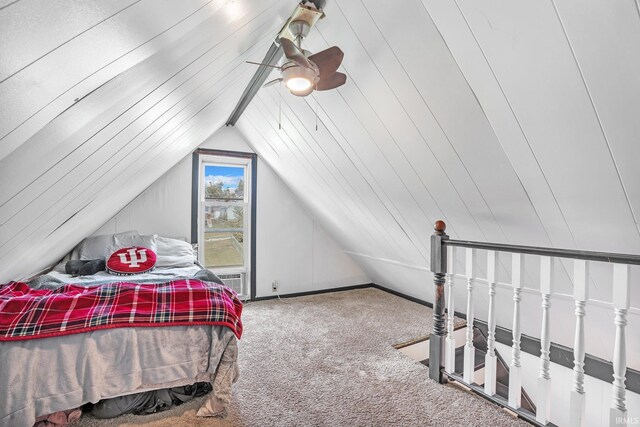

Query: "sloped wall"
<box><xmin>93</xmin><ymin>154</ymin><xmax>193</xmax><ymax>240</ymax></box>
<box><xmin>234</xmin><ymin>0</ymin><xmax>640</xmax><ymax>366</ymax></box>
<box><xmin>0</xmin><ymin>0</ymin><xmax>296</xmax><ymax>282</ymax></box>
<box><xmin>96</xmin><ymin>127</ymin><xmax>370</xmax><ymax>297</ymax></box>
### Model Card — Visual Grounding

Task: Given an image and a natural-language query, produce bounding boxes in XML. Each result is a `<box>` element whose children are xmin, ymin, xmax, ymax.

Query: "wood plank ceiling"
<box><xmin>235</xmin><ymin>0</ymin><xmax>640</xmax><ymax>363</ymax></box>
<box><xmin>1</xmin><ymin>0</ymin><xmax>639</xmax><ymax>316</ymax></box>
<box><xmin>235</xmin><ymin>0</ymin><xmax>640</xmax><ymax>308</ymax></box>
<box><xmin>0</xmin><ymin>0</ymin><xmax>295</xmax><ymax>281</ymax></box>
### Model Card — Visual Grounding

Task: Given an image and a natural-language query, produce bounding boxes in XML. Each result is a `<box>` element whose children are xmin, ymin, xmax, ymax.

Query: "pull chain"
<box><xmin>278</xmin><ymin>79</ymin><xmax>282</xmax><ymax>130</ymax></box>
<box><xmin>315</xmin><ymin>92</ymin><xmax>318</xmax><ymax>131</ymax></box>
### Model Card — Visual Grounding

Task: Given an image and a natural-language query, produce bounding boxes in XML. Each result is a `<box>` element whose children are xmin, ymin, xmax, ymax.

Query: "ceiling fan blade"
<box><xmin>279</xmin><ymin>37</ymin><xmax>313</xmax><ymax>69</ymax></box>
<box><xmin>308</xmin><ymin>46</ymin><xmax>344</xmax><ymax>79</ymax></box>
<box><xmin>263</xmin><ymin>78</ymin><xmax>283</xmax><ymax>88</ymax></box>
<box><xmin>316</xmin><ymin>72</ymin><xmax>346</xmax><ymax>91</ymax></box>
<box><xmin>246</xmin><ymin>61</ymin><xmax>282</xmax><ymax>69</ymax></box>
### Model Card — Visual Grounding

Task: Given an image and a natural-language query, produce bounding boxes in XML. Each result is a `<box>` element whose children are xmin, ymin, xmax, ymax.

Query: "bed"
<box><xmin>0</xmin><ymin>232</ymin><xmax>242</xmax><ymax>427</ymax></box>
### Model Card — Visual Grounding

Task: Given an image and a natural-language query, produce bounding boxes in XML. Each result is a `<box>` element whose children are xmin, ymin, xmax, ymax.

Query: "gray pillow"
<box><xmin>109</xmin><ymin>234</ymin><xmax>158</xmax><ymax>256</ymax></box>
<box><xmin>155</xmin><ymin>236</ymin><xmax>195</xmax><ymax>268</ymax></box>
<box><xmin>72</xmin><ymin>231</ymin><xmax>140</xmax><ymax>260</ymax></box>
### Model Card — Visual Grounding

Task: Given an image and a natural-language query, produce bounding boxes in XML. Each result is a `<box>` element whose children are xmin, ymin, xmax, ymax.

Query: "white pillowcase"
<box><xmin>72</xmin><ymin>231</ymin><xmax>140</xmax><ymax>260</ymax></box>
<box><xmin>155</xmin><ymin>236</ymin><xmax>195</xmax><ymax>268</ymax></box>
<box><xmin>110</xmin><ymin>234</ymin><xmax>158</xmax><ymax>257</ymax></box>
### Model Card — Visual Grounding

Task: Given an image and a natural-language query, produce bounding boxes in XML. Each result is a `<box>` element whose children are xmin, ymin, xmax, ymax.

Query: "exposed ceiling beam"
<box><xmin>226</xmin><ymin>40</ymin><xmax>283</xmax><ymax>126</ymax></box>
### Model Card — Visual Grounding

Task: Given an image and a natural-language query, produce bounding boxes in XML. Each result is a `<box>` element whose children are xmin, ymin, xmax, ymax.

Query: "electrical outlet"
<box><xmin>272</xmin><ymin>280</ymin><xmax>278</xmax><ymax>292</ymax></box>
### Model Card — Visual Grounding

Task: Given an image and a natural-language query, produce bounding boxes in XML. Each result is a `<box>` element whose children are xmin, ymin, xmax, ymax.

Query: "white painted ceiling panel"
<box><xmin>339</xmin><ymin>0</ymin><xmax>549</xmax><ymax>246</ymax></box>
<box><xmin>244</xmin><ymin>93</ymin><xmax>419</xmax><ymax>264</ymax></box>
<box><xmin>0</xmin><ymin>17</ymin><xmax>274</xmax><ymax>231</ymax></box>
<box><xmin>244</xmin><ymin>97</ymin><xmax>382</xmax><ymax>257</ymax></box>
<box><xmin>0</xmin><ymin>0</ymin><xmax>137</xmax><ymax>80</ymax></box>
<box><xmin>305</xmin><ymin>85</ymin><xmax>433</xmax><ymax>262</ymax></box>
<box><xmin>0</xmin><ymin>5</ymin><xmax>278</xmax><ymax>210</ymax></box>
<box><xmin>0</xmin><ymin>76</ymin><xmax>250</xmax><ymax>279</ymax></box>
<box><xmin>250</xmin><ymin>87</ymin><xmax>425</xmax><ymax>259</ymax></box>
<box><xmin>333</xmin><ymin>1</ymin><xmax>493</xmax><ymax>243</ymax></box>
<box><xmin>422</xmin><ymin>0</ymin><xmax>578</xmax><ymax>249</ymax></box>
<box><xmin>551</xmin><ymin>0</ymin><xmax>640</xmax><ymax>247</ymax></box>
<box><xmin>250</xmin><ymin>92</ymin><xmax>408</xmax><ymax>260</ymax></box>
<box><xmin>0</xmin><ymin>0</ymin><xmax>295</xmax><ymax>281</ymax></box>
<box><xmin>0</xmin><ymin>0</ymin><xmax>220</xmax><ymax>160</ymax></box>
<box><xmin>452</xmin><ymin>0</ymin><xmax>640</xmax><ymax>253</ymax></box>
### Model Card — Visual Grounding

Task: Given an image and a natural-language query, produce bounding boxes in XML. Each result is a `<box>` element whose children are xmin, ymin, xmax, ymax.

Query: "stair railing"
<box><xmin>429</xmin><ymin>220</ymin><xmax>639</xmax><ymax>426</ymax></box>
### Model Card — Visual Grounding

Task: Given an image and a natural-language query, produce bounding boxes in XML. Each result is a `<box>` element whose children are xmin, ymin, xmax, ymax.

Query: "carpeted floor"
<box><xmin>76</xmin><ymin>288</ymin><xmax>529</xmax><ymax>426</ymax></box>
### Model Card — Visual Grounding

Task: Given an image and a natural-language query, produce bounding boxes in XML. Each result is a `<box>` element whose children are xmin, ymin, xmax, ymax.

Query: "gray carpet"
<box><xmin>76</xmin><ymin>288</ymin><xmax>529</xmax><ymax>426</ymax></box>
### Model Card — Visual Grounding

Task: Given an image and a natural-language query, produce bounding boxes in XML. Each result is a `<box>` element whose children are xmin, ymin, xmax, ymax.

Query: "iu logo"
<box><xmin>117</xmin><ymin>248</ymin><xmax>147</xmax><ymax>268</ymax></box>
<box><xmin>107</xmin><ymin>246</ymin><xmax>157</xmax><ymax>275</ymax></box>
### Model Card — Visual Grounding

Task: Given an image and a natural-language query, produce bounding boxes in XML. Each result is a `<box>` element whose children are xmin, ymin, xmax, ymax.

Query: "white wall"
<box><xmin>94</xmin><ymin>156</ymin><xmax>192</xmax><ymax>240</ymax></box>
<box><xmin>96</xmin><ymin>126</ymin><xmax>369</xmax><ymax>297</ymax></box>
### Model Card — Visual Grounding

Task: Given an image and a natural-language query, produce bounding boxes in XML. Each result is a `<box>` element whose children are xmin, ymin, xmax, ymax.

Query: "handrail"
<box><xmin>445</xmin><ymin>239</ymin><xmax>640</xmax><ymax>265</ymax></box>
<box><xmin>428</xmin><ymin>220</ymin><xmax>635</xmax><ymax>426</ymax></box>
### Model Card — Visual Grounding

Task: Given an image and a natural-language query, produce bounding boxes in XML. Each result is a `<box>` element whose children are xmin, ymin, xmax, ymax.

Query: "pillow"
<box><xmin>111</xmin><ymin>234</ymin><xmax>157</xmax><ymax>255</ymax></box>
<box><xmin>106</xmin><ymin>247</ymin><xmax>157</xmax><ymax>275</ymax></box>
<box><xmin>72</xmin><ymin>231</ymin><xmax>140</xmax><ymax>260</ymax></box>
<box><xmin>155</xmin><ymin>236</ymin><xmax>195</xmax><ymax>268</ymax></box>
<box><xmin>52</xmin><ymin>253</ymin><xmax>72</xmax><ymax>273</ymax></box>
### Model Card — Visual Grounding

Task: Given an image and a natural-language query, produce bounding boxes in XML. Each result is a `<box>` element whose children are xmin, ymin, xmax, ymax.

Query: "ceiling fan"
<box><xmin>247</xmin><ymin>1</ymin><xmax>346</xmax><ymax>97</ymax></box>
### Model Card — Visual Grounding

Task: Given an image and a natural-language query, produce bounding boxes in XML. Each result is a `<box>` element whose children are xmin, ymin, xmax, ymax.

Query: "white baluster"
<box><xmin>463</xmin><ymin>248</ymin><xmax>476</xmax><ymax>384</ymax></box>
<box><xmin>508</xmin><ymin>253</ymin><xmax>524</xmax><ymax>409</ymax></box>
<box><xmin>537</xmin><ymin>256</ymin><xmax>554</xmax><ymax>424</ymax></box>
<box><xmin>570</xmin><ymin>260</ymin><xmax>589</xmax><ymax>427</ymax></box>
<box><xmin>484</xmin><ymin>250</ymin><xmax>498</xmax><ymax>395</ymax></box>
<box><xmin>610</xmin><ymin>264</ymin><xmax>630</xmax><ymax>426</ymax></box>
<box><xmin>445</xmin><ymin>245</ymin><xmax>456</xmax><ymax>373</ymax></box>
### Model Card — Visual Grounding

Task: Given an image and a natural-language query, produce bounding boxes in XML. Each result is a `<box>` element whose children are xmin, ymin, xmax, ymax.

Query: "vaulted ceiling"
<box><xmin>236</xmin><ymin>0</ymin><xmax>640</xmax><ymax>305</ymax></box>
<box><xmin>0</xmin><ymin>0</ymin><xmax>295</xmax><ymax>281</ymax></box>
<box><xmin>1</xmin><ymin>0</ymin><xmax>639</xmax><ymax>316</ymax></box>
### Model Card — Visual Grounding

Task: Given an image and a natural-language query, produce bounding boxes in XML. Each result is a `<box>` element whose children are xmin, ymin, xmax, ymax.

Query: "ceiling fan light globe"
<box><xmin>282</xmin><ymin>64</ymin><xmax>318</xmax><ymax>96</ymax></box>
<box><xmin>286</xmin><ymin>77</ymin><xmax>312</xmax><ymax>92</ymax></box>
<box><xmin>289</xmin><ymin>86</ymin><xmax>315</xmax><ymax>97</ymax></box>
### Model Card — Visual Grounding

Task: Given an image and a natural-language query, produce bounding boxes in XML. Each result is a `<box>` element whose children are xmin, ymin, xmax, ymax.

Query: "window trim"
<box><xmin>199</xmin><ymin>156</ymin><xmax>249</xmax><ymax>272</ymax></box>
<box><xmin>192</xmin><ymin>148</ymin><xmax>257</xmax><ymax>300</ymax></box>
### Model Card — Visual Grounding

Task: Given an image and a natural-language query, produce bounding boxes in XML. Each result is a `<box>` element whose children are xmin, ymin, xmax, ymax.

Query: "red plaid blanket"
<box><xmin>0</xmin><ymin>279</ymin><xmax>243</xmax><ymax>341</ymax></box>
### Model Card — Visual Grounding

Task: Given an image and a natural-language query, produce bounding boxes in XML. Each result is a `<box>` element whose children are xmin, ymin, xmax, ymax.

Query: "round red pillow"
<box><xmin>106</xmin><ymin>246</ymin><xmax>157</xmax><ymax>275</ymax></box>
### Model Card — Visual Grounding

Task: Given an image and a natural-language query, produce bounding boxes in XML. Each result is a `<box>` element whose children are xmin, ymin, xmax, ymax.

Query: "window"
<box><xmin>193</xmin><ymin>150</ymin><xmax>255</xmax><ymax>299</ymax></box>
<box><xmin>202</xmin><ymin>164</ymin><xmax>246</xmax><ymax>268</ymax></box>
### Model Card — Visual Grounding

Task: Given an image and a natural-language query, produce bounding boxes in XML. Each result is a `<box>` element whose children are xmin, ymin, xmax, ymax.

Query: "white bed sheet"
<box><xmin>46</xmin><ymin>264</ymin><xmax>202</xmax><ymax>286</ymax></box>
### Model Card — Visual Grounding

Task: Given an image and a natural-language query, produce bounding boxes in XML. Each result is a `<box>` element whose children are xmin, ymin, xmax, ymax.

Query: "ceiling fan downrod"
<box><xmin>289</xmin><ymin>20</ymin><xmax>311</xmax><ymax>49</ymax></box>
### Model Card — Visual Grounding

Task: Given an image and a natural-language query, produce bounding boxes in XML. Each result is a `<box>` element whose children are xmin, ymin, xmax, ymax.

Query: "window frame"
<box><xmin>192</xmin><ymin>148</ymin><xmax>257</xmax><ymax>300</ymax></box>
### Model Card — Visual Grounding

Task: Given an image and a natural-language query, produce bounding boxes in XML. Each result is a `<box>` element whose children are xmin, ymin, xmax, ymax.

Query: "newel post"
<box><xmin>429</xmin><ymin>220</ymin><xmax>449</xmax><ymax>383</ymax></box>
